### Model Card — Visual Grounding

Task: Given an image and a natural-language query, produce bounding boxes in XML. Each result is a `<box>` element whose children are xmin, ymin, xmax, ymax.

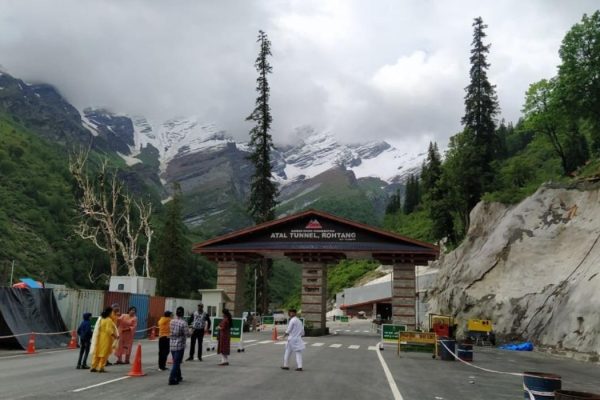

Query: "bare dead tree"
<box><xmin>69</xmin><ymin>148</ymin><xmax>154</xmax><ymax>277</ymax></box>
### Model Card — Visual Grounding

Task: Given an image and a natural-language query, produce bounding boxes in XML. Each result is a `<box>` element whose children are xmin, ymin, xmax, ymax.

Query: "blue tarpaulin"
<box><xmin>19</xmin><ymin>278</ymin><xmax>43</xmax><ymax>288</ymax></box>
<box><xmin>499</xmin><ymin>342</ymin><xmax>534</xmax><ymax>351</ymax></box>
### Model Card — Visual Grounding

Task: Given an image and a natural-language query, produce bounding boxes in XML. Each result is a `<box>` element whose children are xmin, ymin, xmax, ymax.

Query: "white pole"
<box><xmin>10</xmin><ymin>260</ymin><xmax>15</xmax><ymax>286</ymax></box>
<box><xmin>254</xmin><ymin>267</ymin><xmax>257</xmax><ymax>314</ymax></box>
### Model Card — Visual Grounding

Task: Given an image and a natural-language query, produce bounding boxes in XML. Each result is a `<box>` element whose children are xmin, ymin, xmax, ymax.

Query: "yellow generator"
<box><xmin>467</xmin><ymin>319</ymin><xmax>493</xmax><ymax>333</ymax></box>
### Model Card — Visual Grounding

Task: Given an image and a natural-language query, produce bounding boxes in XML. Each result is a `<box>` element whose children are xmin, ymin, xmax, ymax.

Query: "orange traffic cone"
<box><xmin>272</xmin><ymin>326</ymin><xmax>278</xmax><ymax>341</ymax></box>
<box><xmin>26</xmin><ymin>333</ymin><xmax>36</xmax><ymax>354</ymax></box>
<box><xmin>127</xmin><ymin>344</ymin><xmax>146</xmax><ymax>377</ymax></box>
<box><xmin>149</xmin><ymin>327</ymin><xmax>157</xmax><ymax>341</ymax></box>
<box><xmin>68</xmin><ymin>330</ymin><xmax>78</xmax><ymax>349</ymax></box>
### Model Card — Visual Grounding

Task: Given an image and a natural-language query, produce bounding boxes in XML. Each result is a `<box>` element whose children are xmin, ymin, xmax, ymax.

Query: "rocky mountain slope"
<box><xmin>427</xmin><ymin>184</ymin><xmax>600</xmax><ymax>360</ymax></box>
<box><xmin>0</xmin><ymin>69</ymin><xmax>425</xmax><ymax>235</ymax></box>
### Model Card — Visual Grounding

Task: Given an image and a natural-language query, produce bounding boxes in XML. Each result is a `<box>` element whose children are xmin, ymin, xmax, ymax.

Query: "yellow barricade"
<box><xmin>397</xmin><ymin>331</ymin><xmax>437</xmax><ymax>358</ymax></box>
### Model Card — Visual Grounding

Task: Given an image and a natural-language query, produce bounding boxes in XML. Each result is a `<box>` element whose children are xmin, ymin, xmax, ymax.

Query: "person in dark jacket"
<box><xmin>76</xmin><ymin>312</ymin><xmax>93</xmax><ymax>369</ymax></box>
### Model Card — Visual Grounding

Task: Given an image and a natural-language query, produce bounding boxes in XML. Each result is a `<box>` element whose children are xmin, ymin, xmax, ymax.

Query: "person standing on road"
<box><xmin>281</xmin><ymin>309</ymin><xmax>305</xmax><ymax>371</ymax></box>
<box><xmin>115</xmin><ymin>306</ymin><xmax>137</xmax><ymax>364</ymax></box>
<box><xmin>217</xmin><ymin>309</ymin><xmax>232</xmax><ymax>366</ymax></box>
<box><xmin>158</xmin><ymin>310</ymin><xmax>172</xmax><ymax>371</ymax></box>
<box><xmin>187</xmin><ymin>303</ymin><xmax>210</xmax><ymax>361</ymax></box>
<box><xmin>169</xmin><ymin>307</ymin><xmax>188</xmax><ymax>385</ymax></box>
<box><xmin>90</xmin><ymin>307</ymin><xmax>118</xmax><ymax>373</ymax></box>
<box><xmin>76</xmin><ymin>312</ymin><xmax>93</xmax><ymax>369</ymax></box>
<box><xmin>107</xmin><ymin>303</ymin><xmax>121</xmax><ymax>366</ymax></box>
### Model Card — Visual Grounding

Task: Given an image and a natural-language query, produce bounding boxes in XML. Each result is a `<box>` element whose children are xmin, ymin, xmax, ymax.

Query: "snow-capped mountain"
<box><xmin>127</xmin><ymin>118</ymin><xmax>424</xmax><ymax>185</ymax></box>
<box><xmin>274</xmin><ymin>126</ymin><xmax>424</xmax><ymax>184</ymax></box>
<box><xmin>130</xmin><ymin>116</ymin><xmax>234</xmax><ymax>173</ymax></box>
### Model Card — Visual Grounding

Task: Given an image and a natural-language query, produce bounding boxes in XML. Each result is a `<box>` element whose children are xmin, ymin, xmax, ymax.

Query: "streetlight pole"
<box><xmin>9</xmin><ymin>260</ymin><xmax>15</xmax><ymax>286</ymax></box>
<box><xmin>253</xmin><ymin>267</ymin><xmax>257</xmax><ymax>314</ymax></box>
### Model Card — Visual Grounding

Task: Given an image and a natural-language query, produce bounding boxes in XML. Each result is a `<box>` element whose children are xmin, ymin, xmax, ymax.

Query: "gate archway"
<box><xmin>192</xmin><ymin>209</ymin><xmax>438</xmax><ymax>332</ymax></box>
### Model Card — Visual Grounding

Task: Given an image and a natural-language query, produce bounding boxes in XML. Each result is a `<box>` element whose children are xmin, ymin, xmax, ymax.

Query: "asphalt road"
<box><xmin>0</xmin><ymin>320</ymin><xmax>598</xmax><ymax>400</ymax></box>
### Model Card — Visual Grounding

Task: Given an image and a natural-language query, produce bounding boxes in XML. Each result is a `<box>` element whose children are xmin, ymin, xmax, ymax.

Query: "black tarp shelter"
<box><xmin>0</xmin><ymin>288</ymin><xmax>69</xmax><ymax>349</ymax></box>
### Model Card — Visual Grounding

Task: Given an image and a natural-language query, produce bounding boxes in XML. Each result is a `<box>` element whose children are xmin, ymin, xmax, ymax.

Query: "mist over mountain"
<box><xmin>0</xmin><ymin>70</ymin><xmax>424</xmax><ymax>235</ymax></box>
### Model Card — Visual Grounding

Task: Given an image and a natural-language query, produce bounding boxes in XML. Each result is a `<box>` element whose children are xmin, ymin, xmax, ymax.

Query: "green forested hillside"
<box><xmin>0</xmin><ymin>115</ymin><xmax>110</xmax><ymax>286</ymax></box>
<box><xmin>383</xmin><ymin>12</ymin><xmax>600</xmax><ymax>249</ymax></box>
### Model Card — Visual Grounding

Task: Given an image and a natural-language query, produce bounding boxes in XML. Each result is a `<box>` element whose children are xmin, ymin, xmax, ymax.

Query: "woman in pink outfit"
<box><xmin>115</xmin><ymin>306</ymin><xmax>137</xmax><ymax>364</ymax></box>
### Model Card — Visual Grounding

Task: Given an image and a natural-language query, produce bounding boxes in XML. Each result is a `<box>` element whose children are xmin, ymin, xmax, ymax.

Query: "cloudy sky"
<box><xmin>0</xmin><ymin>1</ymin><xmax>597</xmax><ymax>152</ymax></box>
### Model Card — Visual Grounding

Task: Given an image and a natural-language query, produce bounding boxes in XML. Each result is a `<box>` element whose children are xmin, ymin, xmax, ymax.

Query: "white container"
<box><xmin>164</xmin><ymin>298</ymin><xmax>199</xmax><ymax>319</ymax></box>
<box><xmin>109</xmin><ymin>276</ymin><xmax>156</xmax><ymax>295</ymax></box>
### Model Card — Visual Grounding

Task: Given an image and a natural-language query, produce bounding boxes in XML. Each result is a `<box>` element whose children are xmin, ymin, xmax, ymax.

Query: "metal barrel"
<box><xmin>439</xmin><ymin>339</ymin><xmax>456</xmax><ymax>361</ymax></box>
<box><xmin>555</xmin><ymin>391</ymin><xmax>600</xmax><ymax>399</ymax></box>
<box><xmin>457</xmin><ymin>343</ymin><xmax>473</xmax><ymax>362</ymax></box>
<box><xmin>523</xmin><ymin>372</ymin><xmax>561</xmax><ymax>400</ymax></box>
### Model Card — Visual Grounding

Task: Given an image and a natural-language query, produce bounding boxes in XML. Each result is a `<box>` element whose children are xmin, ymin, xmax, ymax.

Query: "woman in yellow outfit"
<box><xmin>90</xmin><ymin>306</ymin><xmax>118</xmax><ymax>373</ymax></box>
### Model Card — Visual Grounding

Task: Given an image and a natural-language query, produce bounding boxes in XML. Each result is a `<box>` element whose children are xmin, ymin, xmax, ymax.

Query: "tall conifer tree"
<box><xmin>457</xmin><ymin>17</ymin><xmax>500</xmax><ymax>216</ymax></box>
<box><xmin>246</xmin><ymin>30</ymin><xmax>278</xmax><ymax>314</ymax></box>
<box><xmin>421</xmin><ymin>142</ymin><xmax>455</xmax><ymax>244</ymax></box>
<box><xmin>155</xmin><ymin>183</ymin><xmax>190</xmax><ymax>297</ymax></box>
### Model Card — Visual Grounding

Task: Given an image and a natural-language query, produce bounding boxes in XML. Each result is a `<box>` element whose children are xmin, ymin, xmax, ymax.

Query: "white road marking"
<box><xmin>259</xmin><ymin>340</ymin><xmax>273</xmax><ymax>344</ymax></box>
<box><xmin>311</xmin><ymin>342</ymin><xmax>324</xmax><ymax>347</ymax></box>
<box><xmin>245</xmin><ymin>339</ymin><xmax>257</xmax><ymax>343</ymax></box>
<box><xmin>363</xmin><ymin>330</ymin><xmax>370</xmax><ymax>333</ymax></box>
<box><xmin>376</xmin><ymin>346</ymin><xmax>404</xmax><ymax>400</ymax></box>
<box><xmin>368</xmin><ymin>346</ymin><xmax>378</xmax><ymax>351</ymax></box>
<box><xmin>354</xmin><ymin>330</ymin><xmax>361</xmax><ymax>333</ymax></box>
<box><xmin>329</xmin><ymin>344</ymin><xmax>342</xmax><ymax>348</ymax></box>
<box><xmin>72</xmin><ymin>376</ymin><xmax>131</xmax><ymax>392</ymax></box>
<box><xmin>275</xmin><ymin>341</ymin><xmax>287</xmax><ymax>345</ymax></box>
<box><xmin>344</xmin><ymin>330</ymin><xmax>351</xmax><ymax>332</ymax></box>
<box><xmin>348</xmin><ymin>345</ymin><xmax>360</xmax><ymax>349</ymax></box>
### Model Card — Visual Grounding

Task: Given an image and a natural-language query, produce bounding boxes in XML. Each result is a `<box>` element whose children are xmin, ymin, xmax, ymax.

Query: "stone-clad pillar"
<box><xmin>216</xmin><ymin>261</ymin><xmax>246</xmax><ymax>317</ymax></box>
<box><xmin>392</xmin><ymin>263</ymin><xmax>416</xmax><ymax>329</ymax></box>
<box><xmin>301</xmin><ymin>262</ymin><xmax>327</xmax><ymax>330</ymax></box>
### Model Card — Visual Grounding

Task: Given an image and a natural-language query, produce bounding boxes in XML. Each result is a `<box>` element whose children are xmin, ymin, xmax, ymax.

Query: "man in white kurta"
<box><xmin>281</xmin><ymin>309</ymin><xmax>305</xmax><ymax>371</ymax></box>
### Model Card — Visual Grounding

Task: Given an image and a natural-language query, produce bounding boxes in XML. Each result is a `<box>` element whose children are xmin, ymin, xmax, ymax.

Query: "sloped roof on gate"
<box><xmin>192</xmin><ymin>209</ymin><xmax>439</xmax><ymax>265</ymax></box>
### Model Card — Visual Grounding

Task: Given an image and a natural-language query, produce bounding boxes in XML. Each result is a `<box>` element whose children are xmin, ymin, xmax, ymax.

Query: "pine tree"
<box><xmin>246</xmin><ymin>30</ymin><xmax>278</xmax><ymax>314</ymax></box>
<box><xmin>246</xmin><ymin>30</ymin><xmax>278</xmax><ymax>224</ymax></box>
<box><xmin>403</xmin><ymin>175</ymin><xmax>420</xmax><ymax>215</ymax></box>
<box><xmin>155</xmin><ymin>183</ymin><xmax>190</xmax><ymax>297</ymax></box>
<box><xmin>421</xmin><ymin>142</ymin><xmax>455</xmax><ymax>244</ymax></box>
<box><xmin>385</xmin><ymin>189</ymin><xmax>402</xmax><ymax>214</ymax></box>
<box><xmin>460</xmin><ymin>16</ymin><xmax>499</xmax><ymax>210</ymax></box>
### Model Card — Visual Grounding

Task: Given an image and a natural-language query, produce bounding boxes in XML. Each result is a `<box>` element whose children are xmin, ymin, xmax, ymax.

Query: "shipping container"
<box><xmin>52</xmin><ymin>288</ymin><xmax>79</xmax><ymax>330</ymax></box>
<box><xmin>75</xmin><ymin>290</ymin><xmax>105</xmax><ymax>328</ymax></box>
<box><xmin>128</xmin><ymin>294</ymin><xmax>150</xmax><ymax>339</ymax></box>
<box><xmin>147</xmin><ymin>296</ymin><xmax>166</xmax><ymax>333</ymax></box>
<box><xmin>104</xmin><ymin>292</ymin><xmax>130</xmax><ymax>311</ymax></box>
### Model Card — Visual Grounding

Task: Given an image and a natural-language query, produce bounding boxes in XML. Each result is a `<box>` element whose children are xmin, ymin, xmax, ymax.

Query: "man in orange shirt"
<box><xmin>157</xmin><ymin>310</ymin><xmax>172</xmax><ymax>371</ymax></box>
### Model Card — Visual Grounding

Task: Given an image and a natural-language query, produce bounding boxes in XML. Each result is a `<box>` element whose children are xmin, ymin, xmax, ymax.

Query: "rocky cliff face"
<box><xmin>428</xmin><ymin>184</ymin><xmax>600</xmax><ymax>360</ymax></box>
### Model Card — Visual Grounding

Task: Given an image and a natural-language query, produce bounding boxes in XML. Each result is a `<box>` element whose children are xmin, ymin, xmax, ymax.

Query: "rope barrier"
<box><xmin>437</xmin><ymin>340</ymin><xmax>556</xmax><ymax>400</ymax></box>
<box><xmin>0</xmin><ymin>330</ymin><xmax>71</xmax><ymax>339</ymax></box>
<box><xmin>1</xmin><ymin>326</ymin><xmax>157</xmax><ymax>340</ymax></box>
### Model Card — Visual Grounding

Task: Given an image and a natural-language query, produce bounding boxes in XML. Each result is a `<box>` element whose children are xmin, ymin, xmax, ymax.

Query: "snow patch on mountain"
<box><xmin>130</xmin><ymin>116</ymin><xmax>234</xmax><ymax>172</ymax></box>
<box><xmin>126</xmin><ymin>116</ymin><xmax>424</xmax><ymax>184</ymax></box>
<box><xmin>277</xmin><ymin>126</ymin><xmax>424</xmax><ymax>184</ymax></box>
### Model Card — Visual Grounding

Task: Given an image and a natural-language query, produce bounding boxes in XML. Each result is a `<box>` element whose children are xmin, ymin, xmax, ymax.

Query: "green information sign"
<box><xmin>340</xmin><ymin>316</ymin><xmax>349</xmax><ymax>323</ymax></box>
<box><xmin>381</xmin><ymin>324</ymin><xmax>407</xmax><ymax>344</ymax></box>
<box><xmin>262</xmin><ymin>316</ymin><xmax>274</xmax><ymax>326</ymax></box>
<box><xmin>211</xmin><ymin>317</ymin><xmax>244</xmax><ymax>343</ymax></box>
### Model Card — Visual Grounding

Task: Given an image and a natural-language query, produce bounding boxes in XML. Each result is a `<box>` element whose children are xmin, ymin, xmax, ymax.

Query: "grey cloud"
<box><xmin>0</xmin><ymin>0</ymin><xmax>598</xmax><ymax>148</ymax></box>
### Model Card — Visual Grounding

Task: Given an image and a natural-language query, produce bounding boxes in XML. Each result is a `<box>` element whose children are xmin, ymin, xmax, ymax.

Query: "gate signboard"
<box><xmin>380</xmin><ymin>324</ymin><xmax>407</xmax><ymax>348</ymax></box>
<box><xmin>211</xmin><ymin>317</ymin><xmax>244</xmax><ymax>348</ymax></box>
